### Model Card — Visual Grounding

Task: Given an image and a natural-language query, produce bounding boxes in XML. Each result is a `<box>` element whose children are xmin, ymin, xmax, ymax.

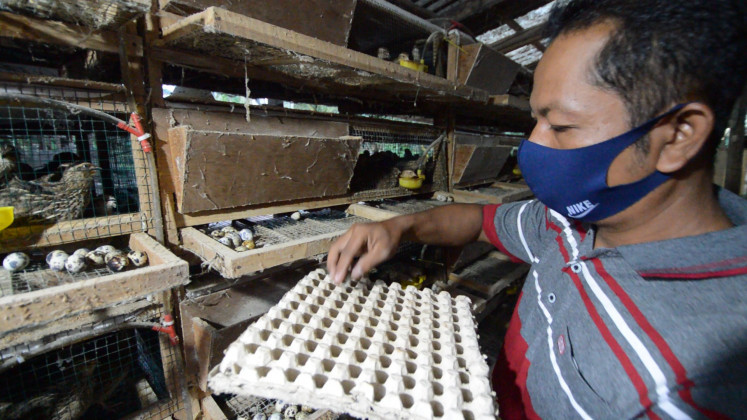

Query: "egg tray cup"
<box><xmin>208</xmin><ymin>269</ymin><xmax>496</xmax><ymax>420</ymax></box>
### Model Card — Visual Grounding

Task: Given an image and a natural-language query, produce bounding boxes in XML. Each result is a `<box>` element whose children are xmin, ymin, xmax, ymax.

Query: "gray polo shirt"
<box><xmin>483</xmin><ymin>188</ymin><xmax>747</xmax><ymax>419</ymax></box>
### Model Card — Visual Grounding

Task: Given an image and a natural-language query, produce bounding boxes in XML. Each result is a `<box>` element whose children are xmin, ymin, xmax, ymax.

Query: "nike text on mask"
<box><xmin>517</xmin><ymin>104</ymin><xmax>686</xmax><ymax>222</ymax></box>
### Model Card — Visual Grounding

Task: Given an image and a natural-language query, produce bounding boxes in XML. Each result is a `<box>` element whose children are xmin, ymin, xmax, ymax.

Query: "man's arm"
<box><xmin>327</xmin><ymin>204</ymin><xmax>489</xmax><ymax>284</ymax></box>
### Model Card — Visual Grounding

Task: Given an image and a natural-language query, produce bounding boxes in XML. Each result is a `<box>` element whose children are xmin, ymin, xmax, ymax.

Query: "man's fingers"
<box><xmin>351</xmin><ymin>243</ymin><xmax>391</xmax><ymax>280</ymax></box>
<box><xmin>326</xmin><ymin>230</ymin><xmax>351</xmax><ymax>279</ymax></box>
<box><xmin>332</xmin><ymin>234</ymin><xmax>365</xmax><ymax>285</ymax></box>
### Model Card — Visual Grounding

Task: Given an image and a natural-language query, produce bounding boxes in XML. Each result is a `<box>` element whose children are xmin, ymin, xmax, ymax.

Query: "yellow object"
<box><xmin>398</xmin><ymin>59</ymin><xmax>428</xmax><ymax>72</ymax></box>
<box><xmin>401</xmin><ymin>274</ymin><xmax>426</xmax><ymax>290</ymax></box>
<box><xmin>399</xmin><ymin>169</ymin><xmax>426</xmax><ymax>190</ymax></box>
<box><xmin>0</xmin><ymin>207</ymin><xmax>13</xmax><ymax>232</ymax></box>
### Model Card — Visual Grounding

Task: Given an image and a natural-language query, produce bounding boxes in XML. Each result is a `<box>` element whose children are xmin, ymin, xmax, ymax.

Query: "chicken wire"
<box><xmin>215</xmin><ymin>394</ymin><xmax>339</xmax><ymax>420</ymax></box>
<box><xmin>0</xmin><ymin>306</ymin><xmax>186</xmax><ymax>420</ymax></box>
<box><xmin>0</xmin><ymin>81</ymin><xmax>156</xmax><ymax>251</ymax></box>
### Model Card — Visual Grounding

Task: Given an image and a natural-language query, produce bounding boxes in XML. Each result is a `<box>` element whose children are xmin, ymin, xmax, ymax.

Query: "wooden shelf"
<box><xmin>453</xmin><ymin>182</ymin><xmax>533</xmax><ymax>204</ymax></box>
<box><xmin>0</xmin><ymin>233</ymin><xmax>189</xmax><ymax>333</ymax></box>
<box><xmin>154</xmin><ymin>7</ymin><xmax>531</xmax><ymax>123</ymax></box>
<box><xmin>1</xmin><ymin>0</ymin><xmax>150</xmax><ymax>30</ymax></box>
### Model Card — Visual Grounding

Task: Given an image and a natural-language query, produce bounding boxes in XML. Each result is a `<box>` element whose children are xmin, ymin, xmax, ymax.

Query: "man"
<box><xmin>327</xmin><ymin>0</ymin><xmax>746</xmax><ymax>418</ymax></box>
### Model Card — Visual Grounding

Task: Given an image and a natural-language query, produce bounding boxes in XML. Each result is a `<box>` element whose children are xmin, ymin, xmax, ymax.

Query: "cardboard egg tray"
<box><xmin>208</xmin><ymin>269</ymin><xmax>496</xmax><ymax>420</ymax></box>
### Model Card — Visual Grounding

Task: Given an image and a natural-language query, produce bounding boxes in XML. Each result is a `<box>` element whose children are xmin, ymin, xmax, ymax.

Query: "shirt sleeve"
<box><xmin>482</xmin><ymin>199</ymin><xmax>550</xmax><ymax>264</ymax></box>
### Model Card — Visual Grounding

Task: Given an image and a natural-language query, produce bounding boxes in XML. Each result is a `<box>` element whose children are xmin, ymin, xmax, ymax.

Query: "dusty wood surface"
<box><xmin>453</xmin><ymin>184</ymin><xmax>533</xmax><ymax>204</ymax></box>
<box><xmin>168</xmin><ymin>127</ymin><xmax>361</xmax><ymax>213</ymax></box>
<box><xmin>0</xmin><ymin>11</ymin><xmax>143</xmax><ymax>55</ymax></box>
<box><xmin>453</xmin><ymin>144</ymin><xmax>512</xmax><ymax>186</ymax></box>
<box><xmin>0</xmin><ymin>233</ymin><xmax>188</xmax><ymax>333</ymax></box>
<box><xmin>0</xmin><ymin>298</ymin><xmax>157</xmax><ymax>349</ymax></box>
<box><xmin>180</xmin><ymin>270</ymin><xmax>303</xmax><ymax>390</ymax></box>
<box><xmin>0</xmin><ymin>213</ymin><xmax>147</xmax><ymax>253</ymax></box>
<box><xmin>1</xmin><ymin>0</ymin><xmax>150</xmax><ymax>30</ymax></box>
<box><xmin>460</xmin><ymin>43</ymin><xmax>521</xmax><ymax>95</ymax></box>
<box><xmin>182</xmin><ymin>227</ymin><xmax>343</xmax><ymax>278</ymax></box>
<box><xmin>159</xmin><ymin>0</ymin><xmax>356</xmax><ymax>46</ymax></box>
<box><xmin>200</xmin><ymin>394</ymin><xmax>228</xmax><ymax>420</ymax></box>
<box><xmin>345</xmin><ymin>203</ymin><xmax>400</xmax><ymax>221</ymax></box>
<box><xmin>155</xmin><ymin>7</ymin><xmax>488</xmax><ymax>104</ymax></box>
<box><xmin>0</xmin><ymin>71</ymin><xmax>125</xmax><ymax>92</ymax></box>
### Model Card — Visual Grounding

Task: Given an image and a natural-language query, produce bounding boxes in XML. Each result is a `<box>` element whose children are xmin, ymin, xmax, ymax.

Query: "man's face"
<box><xmin>528</xmin><ymin>22</ymin><xmax>652</xmax><ymax>187</ymax></box>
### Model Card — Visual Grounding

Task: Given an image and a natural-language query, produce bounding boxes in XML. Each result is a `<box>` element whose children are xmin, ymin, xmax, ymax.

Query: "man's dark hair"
<box><xmin>545</xmin><ymin>0</ymin><xmax>747</xmax><ymax>153</ymax></box>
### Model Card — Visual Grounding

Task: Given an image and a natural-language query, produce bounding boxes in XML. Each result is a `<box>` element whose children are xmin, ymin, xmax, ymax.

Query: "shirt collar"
<box><xmin>584</xmin><ymin>188</ymin><xmax>747</xmax><ymax>277</ymax></box>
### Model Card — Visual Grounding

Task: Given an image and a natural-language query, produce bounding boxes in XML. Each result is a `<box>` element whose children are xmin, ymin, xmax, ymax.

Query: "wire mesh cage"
<box><xmin>214</xmin><ymin>393</ymin><xmax>339</xmax><ymax>420</ymax></box>
<box><xmin>0</xmin><ymin>81</ymin><xmax>156</xmax><ymax>252</ymax></box>
<box><xmin>349</xmin><ymin>124</ymin><xmax>447</xmax><ymax>193</ymax></box>
<box><xmin>0</xmin><ymin>306</ymin><xmax>187</xmax><ymax>420</ymax></box>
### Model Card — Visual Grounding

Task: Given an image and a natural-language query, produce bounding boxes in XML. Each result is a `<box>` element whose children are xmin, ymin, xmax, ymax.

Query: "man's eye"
<box><xmin>550</xmin><ymin>125</ymin><xmax>572</xmax><ymax>133</ymax></box>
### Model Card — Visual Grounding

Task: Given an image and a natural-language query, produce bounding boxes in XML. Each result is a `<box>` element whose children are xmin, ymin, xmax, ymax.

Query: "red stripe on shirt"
<box><xmin>639</xmin><ymin>265</ymin><xmax>747</xmax><ymax>280</ymax></box>
<box><xmin>494</xmin><ymin>291</ymin><xmax>541</xmax><ymax>420</ymax></box>
<box><xmin>592</xmin><ymin>259</ymin><xmax>729</xmax><ymax>420</ymax></box>
<box><xmin>482</xmin><ymin>204</ymin><xmax>525</xmax><ymax>263</ymax></box>
<box><xmin>546</xmin><ymin>217</ymin><xmax>657</xmax><ymax>417</ymax></box>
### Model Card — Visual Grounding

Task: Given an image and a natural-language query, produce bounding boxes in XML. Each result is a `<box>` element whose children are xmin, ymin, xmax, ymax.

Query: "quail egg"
<box><xmin>210</xmin><ymin>229</ymin><xmax>225</xmax><ymax>239</ymax></box>
<box><xmin>221</xmin><ymin>226</ymin><xmax>238</xmax><ymax>233</ymax></box>
<box><xmin>86</xmin><ymin>250</ymin><xmax>106</xmax><ymax>265</ymax></box>
<box><xmin>274</xmin><ymin>401</ymin><xmax>286</xmax><ymax>412</ymax></box>
<box><xmin>234</xmin><ymin>245</ymin><xmax>248</xmax><ymax>252</ymax></box>
<box><xmin>283</xmin><ymin>405</ymin><xmax>298</xmax><ymax>418</ymax></box>
<box><xmin>104</xmin><ymin>250</ymin><xmax>125</xmax><ymax>264</ymax></box>
<box><xmin>239</xmin><ymin>228</ymin><xmax>254</xmax><ymax>242</ymax></box>
<box><xmin>95</xmin><ymin>245</ymin><xmax>117</xmax><ymax>255</ymax></box>
<box><xmin>301</xmin><ymin>405</ymin><xmax>313</xmax><ymax>413</ymax></box>
<box><xmin>65</xmin><ymin>254</ymin><xmax>87</xmax><ymax>274</ymax></box>
<box><xmin>290</xmin><ymin>211</ymin><xmax>302</xmax><ymax>221</ymax></box>
<box><xmin>127</xmin><ymin>250</ymin><xmax>148</xmax><ymax>267</ymax></box>
<box><xmin>242</xmin><ymin>239</ymin><xmax>256</xmax><ymax>250</ymax></box>
<box><xmin>225</xmin><ymin>232</ymin><xmax>242</xmax><ymax>247</ymax></box>
<box><xmin>3</xmin><ymin>252</ymin><xmax>30</xmax><ymax>272</ymax></box>
<box><xmin>73</xmin><ymin>248</ymin><xmax>90</xmax><ymax>258</ymax></box>
<box><xmin>47</xmin><ymin>250</ymin><xmax>69</xmax><ymax>271</ymax></box>
<box><xmin>252</xmin><ymin>414</ymin><xmax>267</xmax><ymax>420</ymax></box>
<box><xmin>295</xmin><ymin>413</ymin><xmax>308</xmax><ymax>420</ymax></box>
<box><xmin>268</xmin><ymin>413</ymin><xmax>282</xmax><ymax>420</ymax></box>
<box><xmin>218</xmin><ymin>236</ymin><xmax>234</xmax><ymax>248</ymax></box>
<box><xmin>106</xmin><ymin>252</ymin><xmax>129</xmax><ymax>272</ymax></box>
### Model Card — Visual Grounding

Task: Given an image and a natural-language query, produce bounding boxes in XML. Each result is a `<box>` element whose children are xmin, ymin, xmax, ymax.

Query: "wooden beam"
<box><xmin>201</xmin><ymin>395</ymin><xmax>228</xmax><ymax>420</ymax></box>
<box><xmin>0</xmin><ymin>71</ymin><xmax>125</xmax><ymax>92</ymax></box>
<box><xmin>0</xmin><ymin>11</ymin><xmax>143</xmax><ymax>56</ymax></box>
<box><xmin>488</xmin><ymin>24</ymin><xmax>545</xmax><ymax>54</ymax></box>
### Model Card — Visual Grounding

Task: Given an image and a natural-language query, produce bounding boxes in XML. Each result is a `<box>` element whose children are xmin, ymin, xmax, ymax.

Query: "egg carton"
<box><xmin>208</xmin><ymin>269</ymin><xmax>496</xmax><ymax>420</ymax></box>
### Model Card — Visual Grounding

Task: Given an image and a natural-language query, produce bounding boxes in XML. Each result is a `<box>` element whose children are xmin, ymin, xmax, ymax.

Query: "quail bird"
<box><xmin>0</xmin><ymin>162</ymin><xmax>98</xmax><ymax>222</ymax></box>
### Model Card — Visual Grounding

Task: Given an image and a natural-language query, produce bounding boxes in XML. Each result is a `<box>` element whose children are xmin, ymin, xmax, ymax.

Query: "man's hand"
<box><xmin>327</xmin><ymin>220</ymin><xmax>403</xmax><ymax>285</ymax></box>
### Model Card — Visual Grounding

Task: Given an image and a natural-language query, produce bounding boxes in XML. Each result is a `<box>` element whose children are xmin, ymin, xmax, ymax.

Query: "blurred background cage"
<box><xmin>0</xmin><ymin>304</ymin><xmax>189</xmax><ymax>420</ymax></box>
<box><xmin>0</xmin><ymin>80</ymin><xmax>158</xmax><ymax>252</ymax></box>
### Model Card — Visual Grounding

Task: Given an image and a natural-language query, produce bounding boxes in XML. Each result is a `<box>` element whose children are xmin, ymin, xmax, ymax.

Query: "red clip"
<box><xmin>116</xmin><ymin>112</ymin><xmax>152</xmax><ymax>153</ymax></box>
<box><xmin>153</xmin><ymin>314</ymin><xmax>179</xmax><ymax>346</ymax></box>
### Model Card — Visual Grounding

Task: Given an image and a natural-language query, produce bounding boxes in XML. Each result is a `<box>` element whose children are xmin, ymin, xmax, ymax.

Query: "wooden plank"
<box><xmin>346</xmin><ymin>203</ymin><xmax>400</xmax><ymax>221</ymax></box>
<box><xmin>0</xmin><ymin>213</ymin><xmax>147</xmax><ymax>252</ymax></box>
<box><xmin>1</xmin><ymin>0</ymin><xmax>150</xmax><ymax>30</ymax></box>
<box><xmin>0</xmin><ymin>11</ymin><xmax>143</xmax><ymax>56</ymax></box>
<box><xmin>0</xmin><ymin>233</ymin><xmax>188</xmax><ymax>332</ymax></box>
<box><xmin>0</xmin><ymin>298</ymin><xmax>156</xmax><ymax>349</ymax></box>
<box><xmin>193</xmin><ymin>316</ymin><xmax>258</xmax><ymax>391</ymax></box>
<box><xmin>460</xmin><ymin>43</ymin><xmax>521</xmax><ymax>95</ymax></box>
<box><xmin>453</xmin><ymin>185</ymin><xmax>532</xmax><ymax>204</ymax></box>
<box><xmin>156</xmin><ymin>7</ymin><xmax>488</xmax><ymax>103</ymax></box>
<box><xmin>182</xmin><ymin>226</ymin><xmax>345</xmax><ymax>278</ymax></box>
<box><xmin>159</xmin><ymin>0</ymin><xmax>356</xmax><ymax>46</ymax></box>
<box><xmin>168</xmin><ymin>127</ymin><xmax>361</xmax><ymax>213</ymax></box>
<box><xmin>0</xmin><ymin>71</ymin><xmax>125</xmax><ymax>92</ymax></box>
<box><xmin>201</xmin><ymin>395</ymin><xmax>228</xmax><ymax>420</ymax></box>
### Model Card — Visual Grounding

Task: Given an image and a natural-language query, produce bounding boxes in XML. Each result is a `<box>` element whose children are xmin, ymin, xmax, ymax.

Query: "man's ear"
<box><xmin>651</xmin><ymin>103</ymin><xmax>714</xmax><ymax>174</ymax></box>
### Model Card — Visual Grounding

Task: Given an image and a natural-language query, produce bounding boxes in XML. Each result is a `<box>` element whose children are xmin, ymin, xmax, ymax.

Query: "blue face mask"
<box><xmin>517</xmin><ymin>104</ymin><xmax>685</xmax><ymax>222</ymax></box>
